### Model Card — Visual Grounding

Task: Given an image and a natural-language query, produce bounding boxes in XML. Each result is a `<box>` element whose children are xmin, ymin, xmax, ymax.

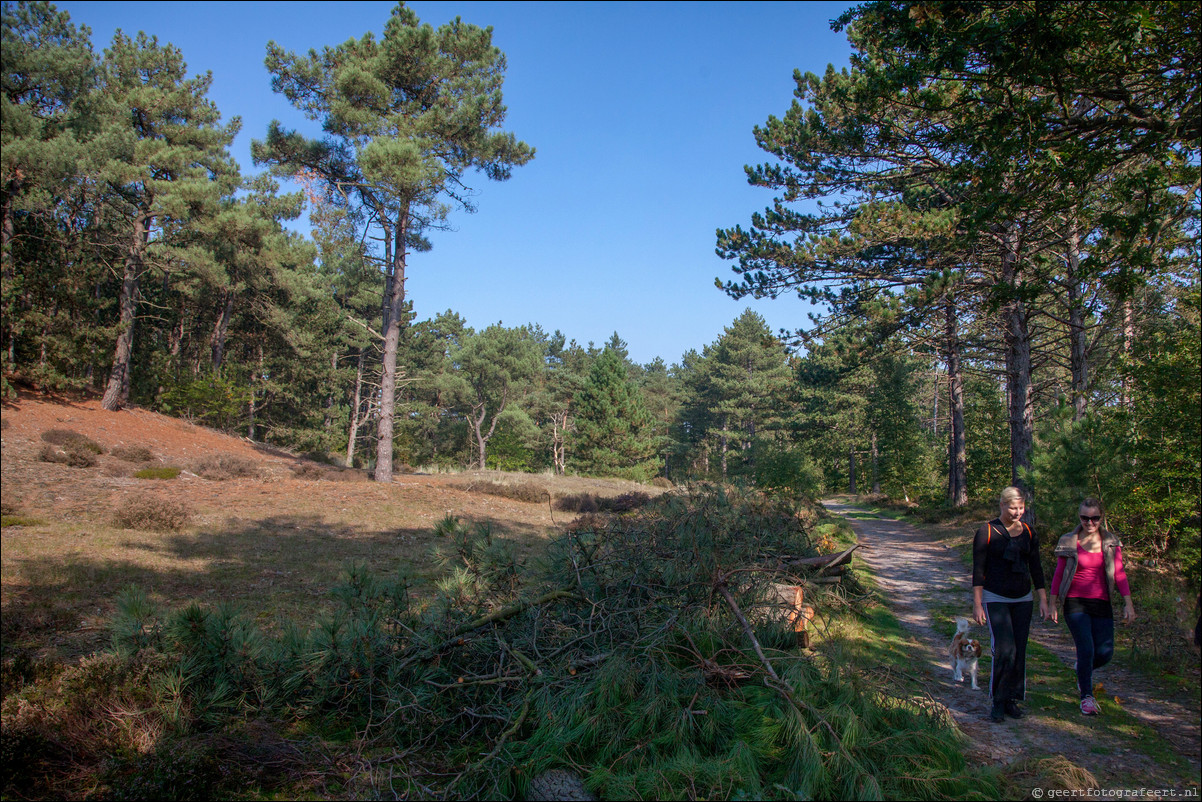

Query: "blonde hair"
<box><xmin>999</xmin><ymin>486</ymin><xmax>1026</xmax><ymax>508</ymax></box>
<box><xmin>1074</xmin><ymin>497</ymin><xmax>1109</xmax><ymax>537</ymax></box>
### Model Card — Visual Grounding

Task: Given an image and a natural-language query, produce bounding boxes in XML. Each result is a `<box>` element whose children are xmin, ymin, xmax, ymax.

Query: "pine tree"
<box><xmin>571</xmin><ymin>347</ymin><xmax>662</xmax><ymax>482</ymax></box>
<box><xmin>94</xmin><ymin>30</ymin><xmax>239</xmax><ymax>410</ymax></box>
<box><xmin>253</xmin><ymin>3</ymin><xmax>533</xmax><ymax>481</ymax></box>
<box><xmin>450</xmin><ymin>323</ymin><xmax>542</xmax><ymax>470</ymax></box>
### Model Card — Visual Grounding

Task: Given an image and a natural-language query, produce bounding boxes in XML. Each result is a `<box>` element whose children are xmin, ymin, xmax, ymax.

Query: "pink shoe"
<box><xmin>1080</xmin><ymin>695</ymin><xmax>1101</xmax><ymax>716</ymax></box>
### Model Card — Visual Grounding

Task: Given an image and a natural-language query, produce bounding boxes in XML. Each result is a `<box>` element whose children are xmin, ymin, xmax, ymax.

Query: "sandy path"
<box><xmin>823</xmin><ymin>500</ymin><xmax>1201</xmax><ymax>786</ymax></box>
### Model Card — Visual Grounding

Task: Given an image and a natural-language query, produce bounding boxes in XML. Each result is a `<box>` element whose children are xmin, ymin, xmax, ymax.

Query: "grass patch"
<box><xmin>2</xmin><ymin>515</ymin><xmax>44</xmax><ymax>528</ymax></box>
<box><xmin>134</xmin><ymin>466</ymin><xmax>182</xmax><ymax>480</ymax></box>
<box><xmin>1018</xmin><ymin>637</ymin><xmax>1198</xmax><ymax>786</ymax></box>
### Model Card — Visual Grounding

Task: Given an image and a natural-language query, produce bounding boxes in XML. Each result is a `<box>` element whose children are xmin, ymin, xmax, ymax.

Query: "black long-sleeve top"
<box><xmin>972</xmin><ymin>518</ymin><xmax>1046</xmax><ymax>598</ymax></box>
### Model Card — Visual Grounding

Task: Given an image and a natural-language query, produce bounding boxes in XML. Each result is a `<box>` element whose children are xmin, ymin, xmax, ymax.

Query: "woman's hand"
<box><xmin>1122</xmin><ymin>598</ymin><xmax>1136</xmax><ymax>623</ymax></box>
<box><xmin>973</xmin><ymin>602</ymin><xmax>987</xmax><ymax>627</ymax></box>
<box><xmin>1048</xmin><ymin>596</ymin><xmax>1059</xmax><ymax>624</ymax></box>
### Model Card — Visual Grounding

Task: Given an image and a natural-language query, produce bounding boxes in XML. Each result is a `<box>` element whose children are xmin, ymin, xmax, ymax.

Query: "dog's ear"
<box><xmin>971</xmin><ymin>641</ymin><xmax>983</xmax><ymax>658</ymax></box>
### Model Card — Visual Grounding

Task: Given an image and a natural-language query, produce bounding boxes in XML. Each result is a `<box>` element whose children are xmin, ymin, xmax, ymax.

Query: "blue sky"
<box><xmin>59</xmin><ymin>1</ymin><xmax>856</xmax><ymax>365</ymax></box>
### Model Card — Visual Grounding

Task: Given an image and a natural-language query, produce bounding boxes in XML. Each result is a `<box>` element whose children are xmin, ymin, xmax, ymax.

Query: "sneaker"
<box><xmin>989</xmin><ymin>702</ymin><xmax>1006</xmax><ymax>723</ymax></box>
<box><xmin>1004</xmin><ymin>700</ymin><xmax>1024</xmax><ymax>719</ymax></box>
<box><xmin>1080</xmin><ymin>695</ymin><xmax>1101</xmax><ymax>716</ymax></box>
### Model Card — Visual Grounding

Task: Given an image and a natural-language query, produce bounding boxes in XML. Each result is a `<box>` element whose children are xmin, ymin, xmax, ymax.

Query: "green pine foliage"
<box><xmin>97</xmin><ymin>488</ymin><xmax>999</xmax><ymax>800</ymax></box>
<box><xmin>571</xmin><ymin>348</ymin><xmax>663</xmax><ymax>481</ymax></box>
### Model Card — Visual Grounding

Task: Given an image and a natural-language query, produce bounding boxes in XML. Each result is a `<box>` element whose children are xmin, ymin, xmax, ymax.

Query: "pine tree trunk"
<box><xmin>210</xmin><ymin>289</ymin><xmax>234</xmax><ymax>373</ymax></box>
<box><xmin>1121</xmin><ymin>297</ymin><xmax>1134</xmax><ymax>408</ymax></box>
<box><xmin>375</xmin><ymin>210</ymin><xmax>407</xmax><ymax>482</ymax></box>
<box><xmin>720</xmin><ymin>416</ymin><xmax>729</xmax><ymax>479</ymax></box>
<box><xmin>102</xmin><ymin>211</ymin><xmax>149</xmax><ymax>411</ymax></box>
<box><xmin>551</xmin><ymin>410</ymin><xmax>568</xmax><ymax>475</ymax></box>
<box><xmin>945</xmin><ymin>298</ymin><xmax>968</xmax><ymax>507</ymax></box>
<box><xmin>1001</xmin><ymin>224</ymin><xmax>1034</xmax><ymax>492</ymax></box>
<box><xmin>248</xmin><ymin>344</ymin><xmax>263</xmax><ymax>440</ymax></box>
<box><xmin>1</xmin><ymin>173</ymin><xmax>21</xmax><ymax>279</ymax></box>
<box><xmin>474</xmin><ymin>404</ymin><xmax>488</xmax><ymax>469</ymax></box>
<box><xmin>932</xmin><ymin>365</ymin><xmax>939</xmax><ymax>434</ymax></box>
<box><xmin>848</xmin><ymin>445</ymin><xmax>857</xmax><ymax>494</ymax></box>
<box><xmin>1066</xmin><ymin>217</ymin><xmax>1089</xmax><ymax>421</ymax></box>
<box><xmin>323</xmin><ymin>350</ymin><xmax>338</xmax><ymax>434</ymax></box>
<box><xmin>346</xmin><ymin>347</ymin><xmax>364</xmax><ymax>468</ymax></box>
<box><xmin>871</xmin><ymin>431</ymin><xmax>881</xmax><ymax>494</ymax></box>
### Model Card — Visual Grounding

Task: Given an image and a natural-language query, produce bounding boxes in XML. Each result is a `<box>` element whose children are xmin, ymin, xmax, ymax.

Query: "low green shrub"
<box><xmin>134</xmin><ymin>467</ymin><xmax>181</xmax><ymax>480</ymax></box>
<box><xmin>111</xmin><ymin>445</ymin><xmax>155</xmax><ymax>463</ymax></box>
<box><xmin>112</xmin><ymin>496</ymin><xmax>191</xmax><ymax>531</ymax></box>
<box><xmin>193</xmin><ymin>454</ymin><xmax>259</xmax><ymax>480</ymax></box>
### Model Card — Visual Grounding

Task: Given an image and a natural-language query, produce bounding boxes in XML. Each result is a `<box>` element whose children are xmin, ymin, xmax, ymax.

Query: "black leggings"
<box><xmin>1064</xmin><ymin>597</ymin><xmax>1115</xmax><ymax>699</ymax></box>
<box><xmin>985</xmin><ymin>599</ymin><xmax>1033</xmax><ymax>702</ymax></box>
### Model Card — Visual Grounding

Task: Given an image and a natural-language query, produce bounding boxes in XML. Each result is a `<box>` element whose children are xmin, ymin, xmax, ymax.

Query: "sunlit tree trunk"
<box><xmin>102</xmin><ymin>210</ymin><xmax>149</xmax><ymax>411</ymax></box>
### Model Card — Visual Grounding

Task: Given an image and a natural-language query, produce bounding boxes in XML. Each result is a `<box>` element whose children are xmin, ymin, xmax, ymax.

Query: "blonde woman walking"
<box><xmin>972</xmin><ymin>486</ymin><xmax>1050</xmax><ymax>723</ymax></box>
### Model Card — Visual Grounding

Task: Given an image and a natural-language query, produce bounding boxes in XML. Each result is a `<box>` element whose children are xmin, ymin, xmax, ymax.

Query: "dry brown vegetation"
<box><xmin>0</xmin><ymin>394</ymin><xmax>664</xmax><ymax>662</ymax></box>
<box><xmin>111</xmin><ymin>495</ymin><xmax>193</xmax><ymax>532</ymax></box>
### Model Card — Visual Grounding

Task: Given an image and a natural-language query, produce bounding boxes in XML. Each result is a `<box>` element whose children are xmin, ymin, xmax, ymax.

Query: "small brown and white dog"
<box><xmin>950</xmin><ymin>616</ymin><xmax>982</xmax><ymax>690</ymax></box>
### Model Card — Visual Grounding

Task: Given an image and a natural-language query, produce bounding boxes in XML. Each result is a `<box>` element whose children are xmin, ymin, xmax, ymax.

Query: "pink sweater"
<box><xmin>1052</xmin><ymin>545</ymin><xmax>1131</xmax><ymax>600</ymax></box>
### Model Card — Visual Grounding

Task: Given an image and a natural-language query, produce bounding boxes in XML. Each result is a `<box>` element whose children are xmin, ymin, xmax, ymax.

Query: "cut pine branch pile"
<box><xmin>83</xmin><ymin>488</ymin><xmax>989</xmax><ymax>801</ymax></box>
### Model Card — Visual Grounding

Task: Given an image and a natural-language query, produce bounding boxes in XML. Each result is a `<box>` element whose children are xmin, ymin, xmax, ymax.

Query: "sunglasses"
<box><xmin>1079</xmin><ymin>515</ymin><xmax>1102</xmax><ymax>523</ymax></box>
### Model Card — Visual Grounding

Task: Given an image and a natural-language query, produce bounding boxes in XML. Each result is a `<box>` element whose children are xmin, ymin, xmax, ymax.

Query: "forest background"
<box><xmin>2</xmin><ymin>0</ymin><xmax>1198</xmax><ymax>584</ymax></box>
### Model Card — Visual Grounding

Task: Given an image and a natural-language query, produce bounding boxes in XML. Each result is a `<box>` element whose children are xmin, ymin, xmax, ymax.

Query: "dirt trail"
<box><xmin>823</xmin><ymin>500</ymin><xmax>1201</xmax><ymax>788</ymax></box>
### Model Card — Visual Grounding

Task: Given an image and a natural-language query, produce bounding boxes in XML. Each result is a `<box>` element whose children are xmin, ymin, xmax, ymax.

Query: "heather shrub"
<box><xmin>651</xmin><ymin>477</ymin><xmax>675</xmax><ymax>489</ymax></box>
<box><xmin>134</xmin><ymin>467</ymin><xmax>181</xmax><ymax>480</ymax></box>
<box><xmin>40</xmin><ymin>428</ymin><xmax>104</xmax><ymax>455</ymax></box>
<box><xmin>465</xmin><ymin>479</ymin><xmax>548</xmax><ymax>504</ymax></box>
<box><xmin>597</xmin><ymin>491</ymin><xmax>652</xmax><ymax>513</ymax></box>
<box><xmin>1</xmin><ymin>651</ymin><xmax>173</xmax><ymax>799</ymax></box>
<box><xmin>38</xmin><ymin>443</ymin><xmax>96</xmax><ymax>468</ymax></box>
<box><xmin>112</xmin><ymin>496</ymin><xmax>192</xmax><ymax>531</ymax></box>
<box><xmin>111</xmin><ymin>445</ymin><xmax>155</xmax><ymax>463</ymax></box>
<box><xmin>290</xmin><ymin>462</ymin><xmax>327</xmax><ymax>479</ymax></box>
<box><xmin>193</xmin><ymin>454</ymin><xmax>259</xmax><ymax>480</ymax></box>
<box><xmin>554</xmin><ymin>493</ymin><xmax>599</xmax><ymax>513</ymax></box>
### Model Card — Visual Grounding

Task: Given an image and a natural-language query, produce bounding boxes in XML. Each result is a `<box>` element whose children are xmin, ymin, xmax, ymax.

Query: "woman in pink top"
<box><xmin>1049</xmin><ymin>497</ymin><xmax>1135</xmax><ymax>716</ymax></box>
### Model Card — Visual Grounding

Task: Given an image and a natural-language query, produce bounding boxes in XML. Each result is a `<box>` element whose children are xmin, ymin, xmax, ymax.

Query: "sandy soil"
<box><xmin>823</xmin><ymin>500</ymin><xmax>1201</xmax><ymax>789</ymax></box>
